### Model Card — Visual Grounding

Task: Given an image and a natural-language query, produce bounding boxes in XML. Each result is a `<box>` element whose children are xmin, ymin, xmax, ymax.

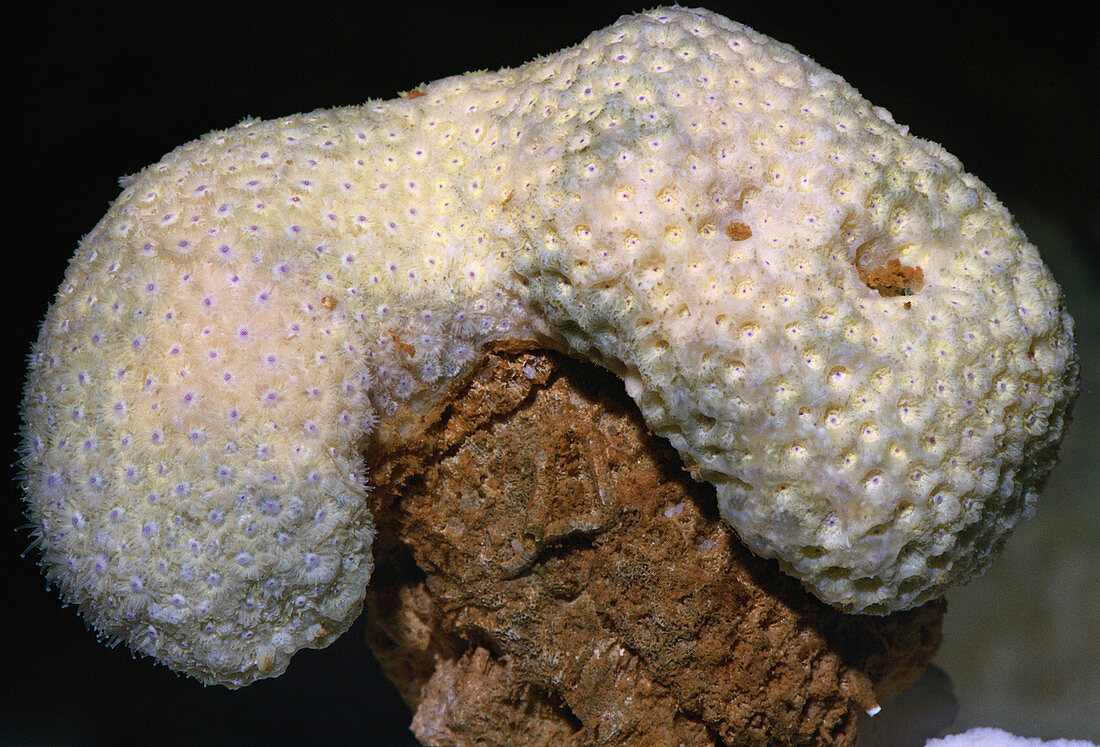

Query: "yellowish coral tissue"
<box><xmin>20</xmin><ymin>7</ymin><xmax>1078</xmax><ymax>687</ymax></box>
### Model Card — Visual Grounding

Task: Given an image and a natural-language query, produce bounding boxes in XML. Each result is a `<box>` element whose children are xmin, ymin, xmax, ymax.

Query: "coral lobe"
<box><xmin>20</xmin><ymin>7</ymin><xmax>1077</xmax><ymax>686</ymax></box>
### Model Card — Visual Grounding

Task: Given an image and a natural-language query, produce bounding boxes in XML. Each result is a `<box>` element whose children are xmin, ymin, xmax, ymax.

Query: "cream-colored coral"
<box><xmin>20</xmin><ymin>7</ymin><xmax>1077</xmax><ymax>686</ymax></box>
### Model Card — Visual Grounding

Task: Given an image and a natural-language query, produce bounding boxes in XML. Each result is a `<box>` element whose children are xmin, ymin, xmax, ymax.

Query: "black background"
<box><xmin>3</xmin><ymin>3</ymin><xmax>1096</xmax><ymax>745</ymax></box>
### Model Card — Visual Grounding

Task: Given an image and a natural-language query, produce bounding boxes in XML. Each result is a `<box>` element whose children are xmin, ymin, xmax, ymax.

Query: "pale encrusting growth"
<box><xmin>21</xmin><ymin>7</ymin><xmax>1077</xmax><ymax>686</ymax></box>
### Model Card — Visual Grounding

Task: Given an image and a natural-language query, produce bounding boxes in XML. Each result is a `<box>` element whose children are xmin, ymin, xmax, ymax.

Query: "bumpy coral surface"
<box><xmin>20</xmin><ymin>7</ymin><xmax>1077</xmax><ymax>686</ymax></box>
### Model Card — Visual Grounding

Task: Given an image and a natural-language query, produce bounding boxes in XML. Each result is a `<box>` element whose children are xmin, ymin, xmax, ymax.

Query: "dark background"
<box><xmin>4</xmin><ymin>3</ymin><xmax>1097</xmax><ymax>745</ymax></box>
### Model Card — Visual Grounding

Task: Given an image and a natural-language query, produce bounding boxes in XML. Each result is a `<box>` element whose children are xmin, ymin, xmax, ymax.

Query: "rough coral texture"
<box><xmin>364</xmin><ymin>349</ymin><xmax>945</xmax><ymax>746</ymax></box>
<box><xmin>20</xmin><ymin>7</ymin><xmax>1075</xmax><ymax>685</ymax></box>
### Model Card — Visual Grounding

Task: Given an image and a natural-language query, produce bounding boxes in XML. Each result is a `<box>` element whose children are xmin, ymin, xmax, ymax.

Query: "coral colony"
<box><xmin>21</xmin><ymin>8</ymin><xmax>1076</xmax><ymax>687</ymax></box>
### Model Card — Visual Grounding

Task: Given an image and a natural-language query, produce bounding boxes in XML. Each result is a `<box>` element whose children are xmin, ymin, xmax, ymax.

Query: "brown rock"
<box><xmin>364</xmin><ymin>349</ymin><xmax>944</xmax><ymax>746</ymax></box>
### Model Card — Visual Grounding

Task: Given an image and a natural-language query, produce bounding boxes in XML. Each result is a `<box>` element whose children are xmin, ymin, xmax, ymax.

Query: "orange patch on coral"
<box><xmin>859</xmin><ymin>259</ymin><xmax>924</xmax><ymax>297</ymax></box>
<box><xmin>726</xmin><ymin>220</ymin><xmax>752</xmax><ymax>241</ymax></box>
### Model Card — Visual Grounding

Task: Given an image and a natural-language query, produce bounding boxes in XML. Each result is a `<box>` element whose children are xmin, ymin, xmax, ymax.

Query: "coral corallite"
<box><xmin>20</xmin><ymin>7</ymin><xmax>1078</xmax><ymax>687</ymax></box>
